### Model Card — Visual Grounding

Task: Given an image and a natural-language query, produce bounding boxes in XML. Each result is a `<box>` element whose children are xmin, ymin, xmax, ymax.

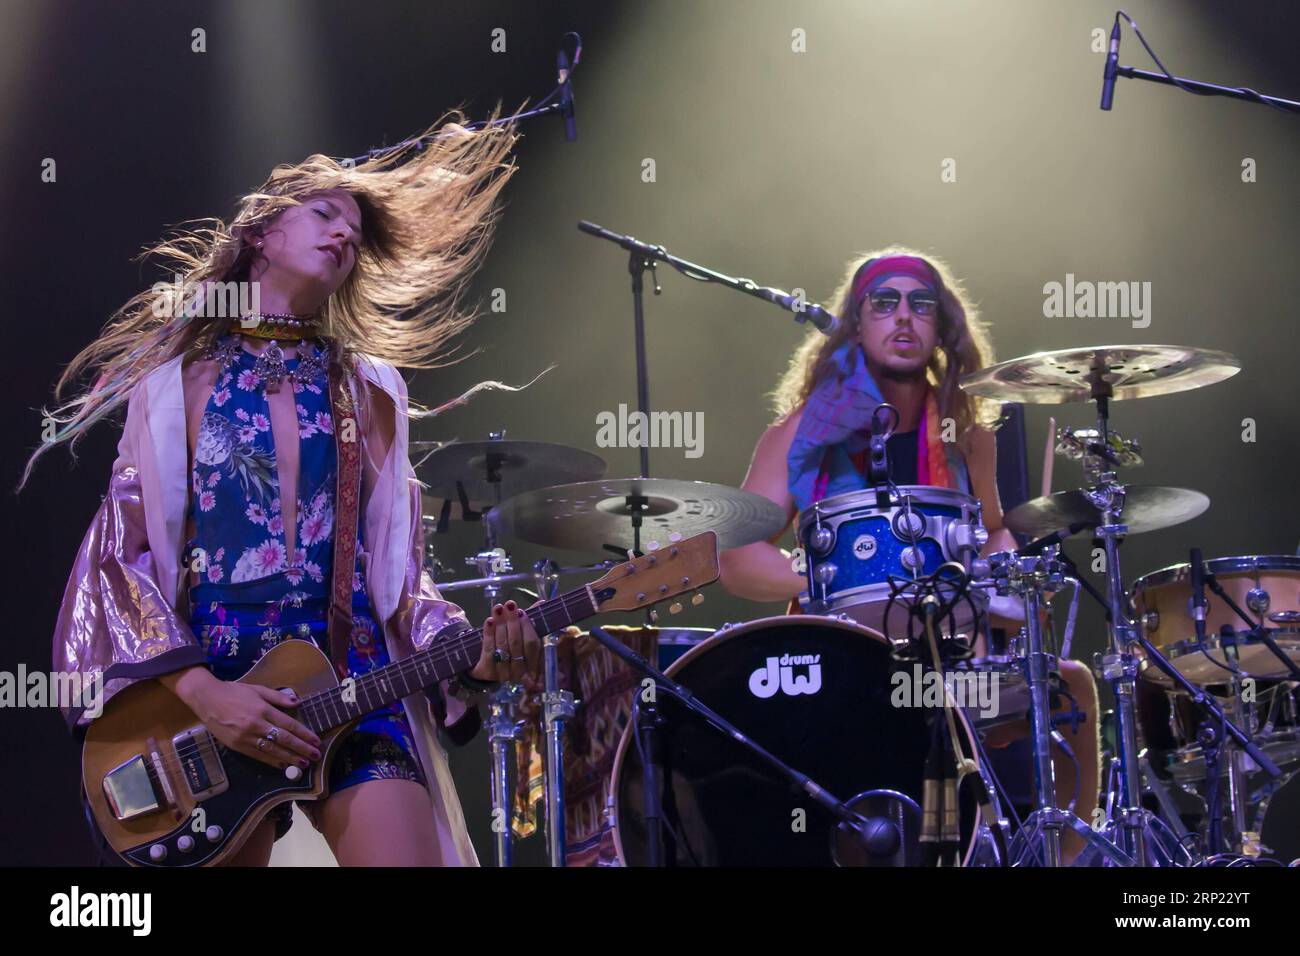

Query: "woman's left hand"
<box><xmin>469</xmin><ymin>600</ymin><xmax>541</xmax><ymax>683</ymax></box>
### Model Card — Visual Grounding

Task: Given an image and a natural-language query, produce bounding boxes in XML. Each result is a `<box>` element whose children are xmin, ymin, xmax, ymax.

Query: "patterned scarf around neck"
<box><xmin>787</xmin><ymin>341</ymin><xmax>970</xmax><ymax>512</ymax></box>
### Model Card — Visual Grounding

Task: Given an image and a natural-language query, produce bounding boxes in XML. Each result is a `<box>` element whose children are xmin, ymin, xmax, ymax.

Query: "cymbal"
<box><xmin>412</xmin><ymin>440</ymin><xmax>607</xmax><ymax>503</ymax></box>
<box><xmin>1004</xmin><ymin>486</ymin><xmax>1210</xmax><ymax>538</ymax></box>
<box><xmin>959</xmin><ymin>345</ymin><xmax>1241</xmax><ymax>404</ymax></box>
<box><xmin>488</xmin><ymin>478</ymin><xmax>788</xmax><ymax>552</ymax></box>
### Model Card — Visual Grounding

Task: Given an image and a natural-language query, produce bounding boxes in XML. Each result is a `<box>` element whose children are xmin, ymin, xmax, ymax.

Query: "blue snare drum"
<box><xmin>796</xmin><ymin>485</ymin><xmax>988</xmax><ymax>637</ymax></box>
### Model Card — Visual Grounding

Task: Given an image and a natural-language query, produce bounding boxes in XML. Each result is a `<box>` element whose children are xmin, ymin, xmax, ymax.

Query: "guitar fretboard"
<box><xmin>295</xmin><ymin>584</ymin><xmax>608</xmax><ymax>733</ymax></box>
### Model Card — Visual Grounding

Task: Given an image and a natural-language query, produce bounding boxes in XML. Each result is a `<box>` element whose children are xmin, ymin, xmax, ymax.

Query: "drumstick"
<box><xmin>1041</xmin><ymin>416</ymin><xmax>1056</xmax><ymax>498</ymax></box>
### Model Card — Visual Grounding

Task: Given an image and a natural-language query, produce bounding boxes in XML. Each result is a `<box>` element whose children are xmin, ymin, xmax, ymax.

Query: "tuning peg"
<box><xmin>648</xmin><ymin>609</ymin><xmax>659</xmax><ymax>623</ymax></box>
<box><xmin>691</xmin><ymin>592</ymin><xmax>704</xmax><ymax>606</ymax></box>
<box><xmin>669</xmin><ymin>601</ymin><xmax>683</xmax><ymax>615</ymax></box>
<box><xmin>647</xmin><ymin>539</ymin><xmax>660</xmax><ymax>552</ymax></box>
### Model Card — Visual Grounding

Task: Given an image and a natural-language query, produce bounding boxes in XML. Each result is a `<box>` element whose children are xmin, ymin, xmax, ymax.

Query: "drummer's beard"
<box><xmin>872</xmin><ymin>360</ymin><xmax>929</xmax><ymax>383</ymax></box>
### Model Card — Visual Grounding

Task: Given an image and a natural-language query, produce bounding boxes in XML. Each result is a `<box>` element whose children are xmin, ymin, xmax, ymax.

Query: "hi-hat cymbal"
<box><xmin>1004</xmin><ymin>486</ymin><xmax>1210</xmax><ymax>538</ymax></box>
<box><xmin>412</xmin><ymin>440</ymin><xmax>607</xmax><ymax>503</ymax></box>
<box><xmin>488</xmin><ymin>478</ymin><xmax>788</xmax><ymax>552</ymax></box>
<box><xmin>959</xmin><ymin>345</ymin><xmax>1241</xmax><ymax>404</ymax></box>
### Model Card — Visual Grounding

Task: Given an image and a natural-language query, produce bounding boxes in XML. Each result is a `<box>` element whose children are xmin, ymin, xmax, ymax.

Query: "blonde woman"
<box><xmin>30</xmin><ymin>113</ymin><xmax>540</xmax><ymax>866</ymax></box>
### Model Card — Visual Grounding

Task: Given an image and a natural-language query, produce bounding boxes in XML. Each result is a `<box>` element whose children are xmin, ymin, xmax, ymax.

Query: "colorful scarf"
<box><xmin>787</xmin><ymin>340</ymin><xmax>970</xmax><ymax>511</ymax></box>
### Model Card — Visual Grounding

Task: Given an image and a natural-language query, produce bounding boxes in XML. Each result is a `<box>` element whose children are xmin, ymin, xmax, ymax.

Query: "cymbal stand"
<box><xmin>985</xmin><ymin>549</ymin><xmax>1135</xmax><ymax>866</ymax></box>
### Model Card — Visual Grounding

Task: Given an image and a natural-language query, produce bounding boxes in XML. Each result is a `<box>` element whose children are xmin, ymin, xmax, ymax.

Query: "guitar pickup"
<box><xmin>172</xmin><ymin>726</ymin><xmax>228</xmax><ymax>801</ymax></box>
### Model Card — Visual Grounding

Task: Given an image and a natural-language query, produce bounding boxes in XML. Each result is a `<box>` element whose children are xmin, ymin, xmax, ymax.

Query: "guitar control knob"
<box><xmin>205</xmin><ymin>825</ymin><xmax>224</xmax><ymax>843</ymax></box>
<box><xmin>285</xmin><ymin>764</ymin><xmax>303</xmax><ymax>782</ymax></box>
<box><xmin>177</xmin><ymin>835</ymin><xmax>195</xmax><ymax>853</ymax></box>
<box><xmin>148</xmin><ymin>843</ymin><xmax>167</xmax><ymax>862</ymax></box>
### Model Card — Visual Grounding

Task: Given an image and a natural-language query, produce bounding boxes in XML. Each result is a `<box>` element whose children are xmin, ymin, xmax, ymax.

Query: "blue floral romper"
<box><xmin>185</xmin><ymin>334</ymin><xmax>425</xmax><ymax>840</ymax></box>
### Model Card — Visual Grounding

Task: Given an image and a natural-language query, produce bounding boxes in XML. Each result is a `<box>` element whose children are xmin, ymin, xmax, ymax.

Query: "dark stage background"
<box><xmin>2</xmin><ymin>0</ymin><xmax>1297</xmax><ymax>865</ymax></box>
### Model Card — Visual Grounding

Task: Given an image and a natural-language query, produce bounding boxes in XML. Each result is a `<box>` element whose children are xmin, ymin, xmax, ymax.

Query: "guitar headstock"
<box><xmin>590</xmin><ymin>531</ymin><xmax>720</xmax><ymax>614</ymax></box>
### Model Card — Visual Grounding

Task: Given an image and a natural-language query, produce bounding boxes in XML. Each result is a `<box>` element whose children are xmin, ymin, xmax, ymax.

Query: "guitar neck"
<box><xmin>294</xmin><ymin>582</ymin><xmax>613</xmax><ymax>734</ymax></box>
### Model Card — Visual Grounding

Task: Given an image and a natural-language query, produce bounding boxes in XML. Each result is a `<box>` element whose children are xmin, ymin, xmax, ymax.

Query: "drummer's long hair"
<box><xmin>20</xmin><ymin>108</ymin><xmax>523</xmax><ymax>491</ymax></box>
<box><xmin>771</xmin><ymin>246</ymin><xmax>1001</xmax><ymax>445</ymax></box>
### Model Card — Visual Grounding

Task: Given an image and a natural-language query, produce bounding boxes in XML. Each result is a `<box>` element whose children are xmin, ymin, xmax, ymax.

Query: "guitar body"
<box><xmin>82</xmin><ymin>639</ymin><xmax>353</xmax><ymax>867</ymax></box>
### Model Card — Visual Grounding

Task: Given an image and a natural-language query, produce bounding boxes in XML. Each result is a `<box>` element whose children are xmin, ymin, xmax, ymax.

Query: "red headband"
<box><xmin>851</xmin><ymin>255</ymin><xmax>940</xmax><ymax>307</ymax></box>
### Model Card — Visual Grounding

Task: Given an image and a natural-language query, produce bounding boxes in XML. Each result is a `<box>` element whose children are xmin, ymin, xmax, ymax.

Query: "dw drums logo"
<box><xmin>749</xmin><ymin>654</ymin><xmax>822</xmax><ymax>698</ymax></box>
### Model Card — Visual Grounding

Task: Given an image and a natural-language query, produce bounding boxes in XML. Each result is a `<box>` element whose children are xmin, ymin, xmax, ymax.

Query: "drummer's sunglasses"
<box><xmin>864</xmin><ymin>288</ymin><xmax>939</xmax><ymax>318</ymax></box>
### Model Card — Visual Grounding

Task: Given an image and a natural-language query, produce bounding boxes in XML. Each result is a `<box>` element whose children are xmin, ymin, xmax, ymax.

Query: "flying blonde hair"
<box><xmin>20</xmin><ymin>108</ymin><xmax>523</xmax><ymax>491</ymax></box>
<box><xmin>771</xmin><ymin>246</ymin><xmax>1001</xmax><ymax>447</ymax></box>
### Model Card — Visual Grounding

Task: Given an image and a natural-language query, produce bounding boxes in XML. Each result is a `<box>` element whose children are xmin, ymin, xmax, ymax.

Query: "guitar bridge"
<box><xmin>100</xmin><ymin>727</ymin><xmax>228</xmax><ymax>822</ymax></box>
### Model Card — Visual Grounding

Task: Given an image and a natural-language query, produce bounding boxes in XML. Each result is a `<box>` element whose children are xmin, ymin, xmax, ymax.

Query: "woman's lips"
<box><xmin>318</xmin><ymin>247</ymin><xmax>341</xmax><ymax>267</ymax></box>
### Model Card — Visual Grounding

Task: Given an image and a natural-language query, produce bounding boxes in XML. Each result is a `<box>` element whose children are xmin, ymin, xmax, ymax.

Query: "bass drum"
<box><xmin>609</xmin><ymin>615</ymin><xmax>980</xmax><ymax>866</ymax></box>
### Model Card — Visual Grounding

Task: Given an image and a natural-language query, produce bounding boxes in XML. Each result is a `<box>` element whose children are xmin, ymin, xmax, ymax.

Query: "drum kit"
<box><xmin>417</xmin><ymin>344</ymin><xmax>1299</xmax><ymax>867</ymax></box>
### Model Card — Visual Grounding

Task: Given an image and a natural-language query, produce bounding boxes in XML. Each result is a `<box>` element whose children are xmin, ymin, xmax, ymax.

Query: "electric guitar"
<box><xmin>82</xmin><ymin>531</ymin><xmax>719</xmax><ymax>866</ymax></box>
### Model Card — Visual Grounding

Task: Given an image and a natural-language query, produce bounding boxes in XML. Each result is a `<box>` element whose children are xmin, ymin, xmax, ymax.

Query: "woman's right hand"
<box><xmin>188</xmin><ymin>679</ymin><xmax>323</xmax><ymax>771</ymax></box>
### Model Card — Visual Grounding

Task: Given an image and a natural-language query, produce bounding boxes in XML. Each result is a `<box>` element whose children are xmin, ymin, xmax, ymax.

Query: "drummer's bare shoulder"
<box><xmin>740</xmin><ymin>406</ymin><xmax>804</xmax><ymax>519</ymax></box>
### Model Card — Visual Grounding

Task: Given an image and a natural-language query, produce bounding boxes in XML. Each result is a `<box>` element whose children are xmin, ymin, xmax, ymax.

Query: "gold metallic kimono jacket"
<box><xmin>52</xmin><ymin>351</ymin><xmax>480</xmax><ymax>866</ymax></box>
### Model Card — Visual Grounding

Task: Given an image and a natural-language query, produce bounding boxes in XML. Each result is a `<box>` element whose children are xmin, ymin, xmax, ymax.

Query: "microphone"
<box><xmin>1100</xmin><ymin>19</ymin><xmax>1121</xmax><ymax>110</ymax></box>
<box><xmin>1190</xmin><ymin>547</ymin><xmax>1207</xmax><ymax>645</ymax></box>
<box><xmin>557</xmin><ymin>48</ymin><xmax>577</xmax><ymax>142</ymax></box>
<box><xmin>755</xmin><ymin>288</ymin><xmax>839</xmax><ymax>334</ymax></box>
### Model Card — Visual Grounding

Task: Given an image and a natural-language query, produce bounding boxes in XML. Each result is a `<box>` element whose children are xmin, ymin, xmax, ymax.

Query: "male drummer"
<box><xmin>719</xmin><ymin>249</ymin><xmax>1101</xmax><ymax>862</ymax></box>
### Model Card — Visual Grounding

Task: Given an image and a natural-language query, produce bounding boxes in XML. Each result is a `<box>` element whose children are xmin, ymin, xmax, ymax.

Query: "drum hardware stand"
<box><xmin>485</xmin><ymin>682</ymin><xmax>526</xmax><ymax>867</ymax></box>
<box><xmin>1135</xmin><ymin>752</ymin><xmax>1195</xmax><ymax>848</ymax></box>
<box><xmin>1055</xmin><ymin>543</ymin><xmax>1281</xmax><ymax>862</ymax></box>
<box><xmin>985</xmin><ymin>548</ymin><xmax>1136</xmax><ymax>867</ymax></box>
<box><xmin>585</xmin><ymin>625</ymin><xmax>901</xmax><ymax>866</ymax></box>
<box><xmin>532</xmin><ymin>558</ymin><xmax>577</xmax><ymax>868</ymax></box>
<box><xmin>1041</xmin><ymin>489</ymin><xmax>1283</xmax><ymax>866</ymax></box>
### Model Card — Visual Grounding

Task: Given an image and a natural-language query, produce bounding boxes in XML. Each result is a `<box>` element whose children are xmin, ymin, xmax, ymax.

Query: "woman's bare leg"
<box><xmin>219</xmin><ymin>816</ymin><xmax>276</xmax><ymax>867</ymax></box>
<box><xmin>316</xmin><ymin>779</ymin><xmax>443</xmax><ymax>867</ymax></box>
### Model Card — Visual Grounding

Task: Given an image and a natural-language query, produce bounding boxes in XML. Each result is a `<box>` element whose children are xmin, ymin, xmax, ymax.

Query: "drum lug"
<box><xmin>808</xmin><ymin>524</ymin><xmax>835</xmax><ymax>555</ymax></box>
<box><xmin>1142</xmin><ymin>609</ymin><xmax>1159</xmax><ymax>632</ymax></box>
<box><xmin>1246</xmin><ymin>586</ymin><xmax>1270</xmax><ymax>616</ymax></box>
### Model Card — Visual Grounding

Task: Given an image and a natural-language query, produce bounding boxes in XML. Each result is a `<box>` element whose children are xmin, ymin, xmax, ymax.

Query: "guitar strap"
<box><xmin>327</xmin><ymin>357</ymin><xmax>362</xmax><ymax>680</ymax></box>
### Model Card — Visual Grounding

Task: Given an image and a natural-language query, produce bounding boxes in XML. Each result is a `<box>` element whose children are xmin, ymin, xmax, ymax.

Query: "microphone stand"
<box><xmin>1100</xmin><ymin>12</ymin><xmax>1299</xmax><ymax>114</ymax></box>
<box><xmin>577</xmin><ymin>220</ymin><xmax>841</xmax><ymax>346</ymax></box>
<box><xmin>1112</xmin><ymin>65</ymin><xmax>1300</xmax><ymax>113</ymax></box>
